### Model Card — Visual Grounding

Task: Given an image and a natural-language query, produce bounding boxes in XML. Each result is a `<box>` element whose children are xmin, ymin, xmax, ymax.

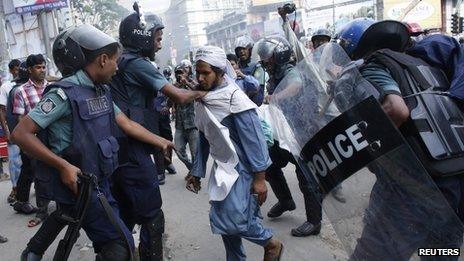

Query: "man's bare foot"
<box><xmin>264</xmin><ymin>238</ymin><xmax>283</xmax><ymax>261</ymax></box>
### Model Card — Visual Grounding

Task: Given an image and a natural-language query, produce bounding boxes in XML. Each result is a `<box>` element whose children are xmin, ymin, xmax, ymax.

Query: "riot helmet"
<box><xmin>179</xmin><ymin>59</ymin><xmax>193</xmax><ymax>75</ymax></box>
<box><xmin>234</xmin><ymin>35</ymin><xmax>254</xmax><ymax>63</ymax></box>
<box><xmin>338</xmin><ymin>18</ymin><xmax>375</xmax><ymax>59</ymax></box>
<box><xmin>339</xmin><ymin>19</ymin><xmax>410</xmax><ymax>60</ymax></box>
<box><xmin>256</xmin><ymin>36</ymin><xmax>292</xmax><ymax>65</ymax></box>
<box><xmin>119</xmin><ymin>2</ymin><xmax>164</xmax><ymax>61</ymax></box>
<box><xmin>256</xmin><ymin>36</ymin><xmax>293</xmax><ymax>79</ymax></box>
<box><xmin>311</xmin><ymin>28</ymin><xmax>331</xmax><ymax>42</ymax></box>
<box><xmin>163</xmin><ymin>66</ymin><xmax>172</xmax><ymax>78</ymax></box>
<box><xmin>53</xmin><ymin>24</ymin><xmax>118</xmax><ymax>76</ymax></box>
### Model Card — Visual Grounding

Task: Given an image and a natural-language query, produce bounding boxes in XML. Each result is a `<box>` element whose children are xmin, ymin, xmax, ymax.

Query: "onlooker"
<box><xmin>0</xmin><ymin>59</ymin><xmax>21</xmax><ymax>203</ymax></box>
<box><xmin>11</xmin><ymin>54</ymin><xmax>50</xmax><ymax>227</ymax></box>
<box><xmin>173</xmin><ymin>65</ymin><xmax>198</xmax><ymax>172</ymax></box>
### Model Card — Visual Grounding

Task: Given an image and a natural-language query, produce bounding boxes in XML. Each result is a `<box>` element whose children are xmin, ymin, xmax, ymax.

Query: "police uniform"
<box><xmin>110</xmin><ymin>48</ymin><xmax>167</xmax><ymax>259</ymax></box>
<box><xmin>264</xmin><ymin>63</ymin><xmax>323</xmax><ymax>233</ymax></box>
<box><xmin>348</xmin><ymin>57</ymin><xmax>464</xmax><ymax>260</ymax></box>
<box><xmin>239</xmin><ymin>61</ymin><xmax>266</xmax><ymax>106</ymax></box>
<box><xmin>25</xmin><ymin>70</ymin><xmax>134</xmax><ymax>257</ymax></box>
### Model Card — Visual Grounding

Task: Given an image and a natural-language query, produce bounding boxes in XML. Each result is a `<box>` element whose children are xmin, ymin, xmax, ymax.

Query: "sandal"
<box><xmin>27</xmin><ymin>217</ymin><xmax>43</xmax><ymax>228</ymax></box>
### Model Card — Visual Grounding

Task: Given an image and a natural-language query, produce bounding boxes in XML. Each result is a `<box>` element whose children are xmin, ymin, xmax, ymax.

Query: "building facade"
<box><xmin>163</xmin><ymin>0</ymin><xmax>247</xmax><ymax>63</ymax></box>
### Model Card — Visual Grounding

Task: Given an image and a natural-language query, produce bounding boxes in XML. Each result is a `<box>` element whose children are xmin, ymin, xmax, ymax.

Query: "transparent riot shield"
<box><xmin>269</xmin><ymin>42</ymin><xmax>464</xmax><ymax>260</ymax></box>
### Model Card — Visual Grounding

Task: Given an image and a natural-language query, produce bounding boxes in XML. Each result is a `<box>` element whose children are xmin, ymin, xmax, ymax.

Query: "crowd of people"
<box><xmin>0</xmin><ymin>2</ymin><xmax>463</xmax><ymax>261</ymax></box>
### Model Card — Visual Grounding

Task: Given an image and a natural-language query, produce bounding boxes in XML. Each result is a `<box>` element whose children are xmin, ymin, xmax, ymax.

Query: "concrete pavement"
<box><xmin>0</xmin><ymin>155</ymin><xmax>347</xmax><ymax>260</ymax></box>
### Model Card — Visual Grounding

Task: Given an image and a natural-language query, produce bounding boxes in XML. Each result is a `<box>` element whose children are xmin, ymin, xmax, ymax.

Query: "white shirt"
<box><xmin>0</xmin><ymin>81</ymin><xmax>15</xmax><ymax>106</ymax></box>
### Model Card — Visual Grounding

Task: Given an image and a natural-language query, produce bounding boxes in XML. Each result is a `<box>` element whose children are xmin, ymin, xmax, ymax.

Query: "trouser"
<box><xmin>16</xmin><ymin>151</ymin><xmax>35</xmax><ymax>202</ymax></box>
<box><xmin>352</xmin><ymin>167</ymin><xmax>464</xmax><ymax>261</ymax></box>
<box><xmin>35</xmin><ymin>196</ymin><xmax>51</xmax><ymax>220</ymax></box>
<box><xmin>8</xmin><ymin>143</ymin><xmax>21</xmax><ymax>187</ymax></box>
<box><xmin>27</xmin><ymin>180</ymin><xmax>134</xmax><ymax>257</ymax></box>
<box><xmin>112</xmin><ymin>149</ymin><xmax>164</xmax><ymax>260</ymax></box>
<box><xmin>212</xmin><ymin>168</ymin><xmax>273</xmax><ymax>261</ymax></box>
<box><xmin>265</xmin><ymin>143</ymin><xmax>322</xmax><ymax>224</ymax></box>
<box><xmin>174</xmin><ymin>127</ymin><xmax>199</xmax><ymax>170</ymax></box>
<box><xmin>222</xmin><ymin>234</ymin><xmax>271</xmax><ymax>261</ymax></box>
<box><xmin>154</xmin><ymin>113</ymin><xmax>173</xmax><ymax>174</ymax></box>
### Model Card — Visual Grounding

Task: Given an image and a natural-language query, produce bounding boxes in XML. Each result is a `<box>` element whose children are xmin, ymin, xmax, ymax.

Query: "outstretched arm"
<box><xmin>115</xmin><ymin>112</ymin><xmax>174</xmax><ymax>159</ymax></box>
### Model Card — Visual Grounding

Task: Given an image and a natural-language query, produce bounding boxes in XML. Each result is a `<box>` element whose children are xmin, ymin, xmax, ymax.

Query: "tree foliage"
<box><xmin>71</xmin><ymin>0</ymin><xmax>130</xmax><ymax>33</ymax></box>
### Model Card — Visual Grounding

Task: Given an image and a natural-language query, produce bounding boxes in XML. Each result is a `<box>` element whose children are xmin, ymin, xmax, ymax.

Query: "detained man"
<box><xmin>186</xmin><ymin>46</ymin><xmax>283</xmax><ymax>261</ymax></box>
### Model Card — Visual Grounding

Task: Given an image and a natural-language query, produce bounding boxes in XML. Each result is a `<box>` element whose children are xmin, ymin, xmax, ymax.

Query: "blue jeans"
<box><xmin>174</xmin><ymin>128</ymin><xmax>199</xmax><ymax>170</ymax></box>
<box><xmin>8</xmin><ymin>144</ymin><xmax>21</xmax><ymax>187</ymax></box>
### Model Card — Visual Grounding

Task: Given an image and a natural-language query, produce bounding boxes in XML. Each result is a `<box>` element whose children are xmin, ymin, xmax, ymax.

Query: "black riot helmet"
<box><xmin>119</xmin><ymin>2</ymin><xmax>164</xmax><ymax>61</ymax></box>
<box><xmin>53</xmin><ymin>24</ymin><xmax>118</xmax><ymax>76</ymax></box>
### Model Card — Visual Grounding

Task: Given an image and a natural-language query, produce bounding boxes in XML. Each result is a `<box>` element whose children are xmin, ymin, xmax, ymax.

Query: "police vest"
<box><xmin>365</xmin><ymin>49</ymin><xmax>464</xmax><ymax>176</ymax></box>
<box><xmin>241</xmin><ymin>61</ymin><xmax>265</xmax><ymax>106</ymax></box>
<box><xmin>110</xmin><ymin>51</ymin><xmax>160</xmax><ymax>157</ymax></box>
<box><xmin>36</xmin><ymin>81</ymin><xmax>119</xmax><ymax>204</ymax></box>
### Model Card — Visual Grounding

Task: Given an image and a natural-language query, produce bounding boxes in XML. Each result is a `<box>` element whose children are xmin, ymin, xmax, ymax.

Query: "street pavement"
<box><xmin>0</xmin><ymin>154</ymin><xmax>348</xmax><ymax>260</ymax></box>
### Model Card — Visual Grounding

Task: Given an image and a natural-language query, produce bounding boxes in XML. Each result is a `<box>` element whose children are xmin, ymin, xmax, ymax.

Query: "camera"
<box><xmin>282</xmin><ymin>3</ymin><xmax>296</xmax><ymax>14</ymax></box>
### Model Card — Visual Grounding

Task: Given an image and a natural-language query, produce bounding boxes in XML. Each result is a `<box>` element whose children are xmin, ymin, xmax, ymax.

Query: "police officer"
<box><xmin>337</xmin><ymin>18</ymin><xmax>464</xmax><ymax>259</ymax></box>
<box><xmin>234</xmin><ymin>35</ymin><xmax>266</xmax><ymax>106</ymax></box>
<box><xmin>111</xmin><ymin>5</ymin><xmax>205</xmax><ymax>260</ymax></box>
<box><xmin>162</xmin><ymin>66</ymin><xmax>173</xmax><ymax>83</ymax></box>
<box><xmin>14</xmin><ymin>24</ymin><xmax>174</xmax><ymax>260</ymax></box>
<box><xmin>179</xmin><ymin>59</ymin><xmax>194</xmax><ymax>78</ymax></box>
<box><xmin>257</xmin><ymin>36</ymin><xmax>324</xmax><ymax>237</ymax></box>
<box><xmin>311</xmin><ymin>28</ymin><xmax>331</xmax><ymax>49</ymax></box>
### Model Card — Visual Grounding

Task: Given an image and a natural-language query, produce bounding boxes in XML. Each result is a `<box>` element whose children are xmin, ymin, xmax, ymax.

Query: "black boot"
<box><xmin>267</xmin><ymin>200</ymin><xmax>296</xmax><ymax>218</ymax></box>
<box><xmin>331</xmin><ymin>186</ymin><xmax>346</xmax><ymax>203</ymax></box>
<box><xmin>158</xmin><ymin>174</ymin><xmax>165</xmax><ymax>185</ymax></box>
<box><xmin>13</xmin><ymin>202</ymin><xmax>38</xmax><ymax>215</ymax></box>
<box><xmin>165</xmin><ymin>164</ymin><xmax>177</xmax><ymax>174</ymax></box>
<box><xmin>20</xmin><ymin>248</ymin><xmax>42</xmax><ymax>261</ymax></box>
<box><xmin>291</xmin><ymin>222</ymin><xmax>321</xmax><ymax>237</ymax></box>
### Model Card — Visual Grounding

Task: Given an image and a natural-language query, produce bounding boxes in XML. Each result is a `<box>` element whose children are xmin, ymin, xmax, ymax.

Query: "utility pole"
<box><xmin>0</xmin><ymin>1</ymin><xmax>11</xmax><ymax>81</ymax></box>
<box><xmin>39</xmin><ymin>10</ymin><xmax>53</xmax><ymax>75</ymax></box>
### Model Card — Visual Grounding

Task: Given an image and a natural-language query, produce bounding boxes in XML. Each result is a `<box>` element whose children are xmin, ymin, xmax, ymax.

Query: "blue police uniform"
<box><xmin>239</xmin><ymin>61</ymin><xmax>266</xmax><ymax>106</ymax></box>
<box><xmin>27</xmin><ymin>70</ymin><xmax>134</xmax><ymax>255</ymax></box>
<box><xmin>110</xmin><ymin>48</ymin><xmax>167</xmax><ymax>258</ymax></box>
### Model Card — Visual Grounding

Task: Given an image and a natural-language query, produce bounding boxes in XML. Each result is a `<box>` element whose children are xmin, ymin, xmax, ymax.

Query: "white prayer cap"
<box><xmin>195</xmin><ymin>46</ymin><xmax>236</xmax><ymax>79</ymax></box>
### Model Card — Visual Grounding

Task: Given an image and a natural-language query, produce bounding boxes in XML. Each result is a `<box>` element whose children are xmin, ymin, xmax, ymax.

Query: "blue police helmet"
<box><xmin>337</xmin><ymin>18</ymin><xmax>375</xmax><ymax>58</ymax></box>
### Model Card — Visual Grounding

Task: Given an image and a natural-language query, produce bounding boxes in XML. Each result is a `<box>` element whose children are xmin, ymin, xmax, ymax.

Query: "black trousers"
<box><xmin>154</xmin><ymin>113</ymin><xmax>173</xmax><ymax>175</ymax></box>
<box><xmin>265</xmin><ymin>143</ymin><xmax>322</xmax><ymax>224</ymax></box>
<box><xmin>16</xmin><ymin>151</ymin><xmax>50</xmax><ymax>218</ymax></box>
<box><xmin>16</xmin><ymin>152</ymin><xmax>35</xmax><ymax>203</ymax></box>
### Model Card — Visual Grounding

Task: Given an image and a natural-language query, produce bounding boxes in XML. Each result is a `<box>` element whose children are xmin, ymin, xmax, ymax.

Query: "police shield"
<box><xmin>268</xmin><ymin>43</ymin><xmax>464</xmax><ymax>259</ymax></box>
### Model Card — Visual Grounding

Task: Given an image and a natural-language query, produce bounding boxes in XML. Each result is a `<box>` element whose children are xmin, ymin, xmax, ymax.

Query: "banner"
<box><xmin>383</xmin><ymin>0</ymin><xmax>442</xmax><ymax>29</ymax></box>
<box><xmin>13</xmin><ymin>0</ymin><xmax>68</xmax><ymax>14</ymax></box>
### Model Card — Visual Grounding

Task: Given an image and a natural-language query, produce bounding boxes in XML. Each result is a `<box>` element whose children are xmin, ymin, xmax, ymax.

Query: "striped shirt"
<box><xmin>13</xmin><ymin>79</ymin><xmax>49</xmax><ymax>115</ymax></box>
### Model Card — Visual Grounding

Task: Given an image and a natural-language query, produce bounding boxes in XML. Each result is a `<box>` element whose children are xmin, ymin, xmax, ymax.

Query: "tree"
<box><xmin>71</xmin><ymin>0</ymin><xmax>130</xmax><ymax>33</ymax></box>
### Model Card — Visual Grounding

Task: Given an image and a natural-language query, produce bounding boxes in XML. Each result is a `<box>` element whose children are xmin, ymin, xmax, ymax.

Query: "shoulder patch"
<box><xmin>56</xmin><ymin>88</ymin><xmax>68</xmax><ymax>101</ymax></box>
<box><xmin>40</xmin><ymin>98</ymin><xmax>57</xmax><ymax>114</ymax></box>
